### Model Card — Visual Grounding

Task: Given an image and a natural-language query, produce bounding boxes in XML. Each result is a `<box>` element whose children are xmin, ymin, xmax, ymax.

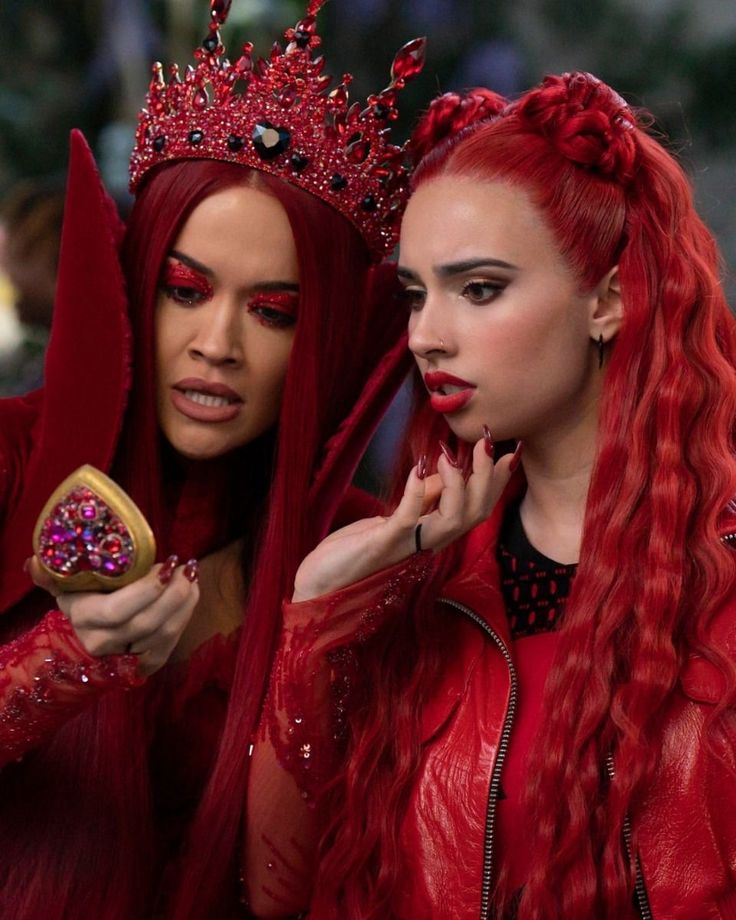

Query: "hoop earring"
<box><xmin>597</xmin><ymin>334</ymin><xmax>605</xmax><ymax>370</ymax></box>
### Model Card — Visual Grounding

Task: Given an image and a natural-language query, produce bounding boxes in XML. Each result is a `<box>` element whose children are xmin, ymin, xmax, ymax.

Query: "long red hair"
<box><xmin>314</xmin><ymin>74</ymin><xmax>736</xmax><ymax>918</ymax></box>
<box><xmin>0</xmin><ymin>159</ymin><xmax>406</xmax><ymax>919</ymax></box>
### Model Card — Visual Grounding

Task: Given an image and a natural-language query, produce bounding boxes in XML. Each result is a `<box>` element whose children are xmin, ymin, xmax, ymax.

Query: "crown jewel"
<box><xmin>129</xmin><ymin>0</ymin><xmax>426</xmax><ymax>258</ymax></box>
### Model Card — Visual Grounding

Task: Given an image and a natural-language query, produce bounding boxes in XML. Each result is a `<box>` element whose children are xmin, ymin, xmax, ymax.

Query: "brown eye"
<box><xmin>163</xmin><ymin>285</ymin><xmax>206</xmax><ymax>306</ymax></box>
<box><xmin>462</xmin><ymin>280</ymin><xmax>505</xmax><ymax>304</ymax></box>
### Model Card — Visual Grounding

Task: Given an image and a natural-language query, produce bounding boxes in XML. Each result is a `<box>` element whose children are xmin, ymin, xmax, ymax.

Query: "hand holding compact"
<box><xmin>28</xmin><ymin>555</ymin><xmax>200</xmax><ymax>677</ymax></box>
<box><xmin>293</xmin><ymin>436</ymin><xmax>520</xmax><ymax>603</ymax></box>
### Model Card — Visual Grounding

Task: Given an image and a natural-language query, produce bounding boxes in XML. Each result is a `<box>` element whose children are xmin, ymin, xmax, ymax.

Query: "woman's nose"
<box><xmin>187</xmin><ymin>299</ymin><xmax>244</xmax><ymax>367</ymax></box>
<box><xmin>408</xmin><ymin>301</ymin><xmax>453</xmax><ymax>359</ymax></box>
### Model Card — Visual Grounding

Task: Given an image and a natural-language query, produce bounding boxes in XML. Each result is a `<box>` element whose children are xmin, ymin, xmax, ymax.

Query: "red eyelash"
<box><xmin>162</xmin><ymin>260</ymin><xmax>214</xmax><ymax>298</ymax></box>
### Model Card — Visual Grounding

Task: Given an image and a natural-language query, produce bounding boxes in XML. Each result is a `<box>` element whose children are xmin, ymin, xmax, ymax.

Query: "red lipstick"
<box><xmin>424</xmin><ymin>370</ymin><xmax>476</xmax><ymax>414</ymax></box>
<box><xmin>171</xmin><ymin>377</ymin><xmax>243</xmax><ymax>423</ymax></box>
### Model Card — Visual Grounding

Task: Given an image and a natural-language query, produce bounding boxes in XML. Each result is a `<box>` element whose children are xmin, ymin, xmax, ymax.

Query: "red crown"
<box><xmin>129</xmin><ymin>0</ymin><xmax>426</xmax><ymax>258</ymax></box>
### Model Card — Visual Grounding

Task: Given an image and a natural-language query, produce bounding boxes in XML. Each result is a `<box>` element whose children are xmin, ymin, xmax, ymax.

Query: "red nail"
<box><xmin>158</xmin><ymin>555</ymin><xmax>179</xmax><ymax>585</ymax></box>
<box><xmin>439</xmin><ymin>440</ymin><xmax>458</xmax><ymax>468</ymax></box>
<box><xmin>183</xmin><ymin>559</ymin><xmax>199</xmax><ymax>583</ymax></box>
<box><xmin>417</xmin><ymin>454</ymin><xmax>428</xmax><ymax>480</ymax></box>
<box><xmin>482</xmin><ymin>425</ymin><xmax>495</xmax><ymax>460</ymax></box>
<box><xmin>509</xmin><ymin>441</ymin><xmax>524</xmax><ymax>473</ymax></box>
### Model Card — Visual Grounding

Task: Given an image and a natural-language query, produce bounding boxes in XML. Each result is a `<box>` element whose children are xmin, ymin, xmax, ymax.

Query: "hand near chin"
<box><xmin>293</xmin><ymin>439</ymin><xmax>519</xmax><ymax>603</ymax></box>
<box><xmin>28</xmin><ymin>555</ymin><xmax>200</xmax><ymax>677</ymax></box>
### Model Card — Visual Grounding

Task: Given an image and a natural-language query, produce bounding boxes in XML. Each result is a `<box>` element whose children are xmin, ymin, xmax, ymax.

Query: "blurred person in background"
<box><xmin>0</xmin><ymin>179</ymin><xmax>64</xmax><ymax>395</ymax></box>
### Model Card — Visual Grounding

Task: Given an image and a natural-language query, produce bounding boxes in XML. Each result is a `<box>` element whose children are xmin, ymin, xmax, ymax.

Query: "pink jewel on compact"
<box><xmin>32</xmin><ymin>465</ymin><xmax>156</xmax><ymax>593</ymax></box>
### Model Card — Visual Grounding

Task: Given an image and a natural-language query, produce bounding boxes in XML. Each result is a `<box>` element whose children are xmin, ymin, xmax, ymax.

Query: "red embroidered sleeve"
<box><xmin>0</xmin><ymin>609</ymin><xmax>144</xmax><ymax>766</ymax></box>
<box><xmin>245</xmin><ymin>553</ymin><xmax>432</xmax><ymax>916</ymax></box>
<box><xmin>263</xmin><ymin>552</ymin><xmax>433</xmax><ymax>800</ymax></box>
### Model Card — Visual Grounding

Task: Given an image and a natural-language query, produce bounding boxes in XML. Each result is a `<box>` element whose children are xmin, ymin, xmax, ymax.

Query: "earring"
<box><xmin>597</xmin><ymin>333</ymin><xmax>605</xmax><ymax>370</ymax></box>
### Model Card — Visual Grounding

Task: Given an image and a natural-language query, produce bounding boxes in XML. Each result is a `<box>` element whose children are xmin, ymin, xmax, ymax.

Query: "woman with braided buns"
<box><xmin>247</xmin><ymin>72</ymin><xmax>736</xmax><ymax>919</ymax></box>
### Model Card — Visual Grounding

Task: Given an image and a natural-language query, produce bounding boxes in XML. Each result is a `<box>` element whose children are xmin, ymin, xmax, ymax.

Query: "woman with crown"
<box><xmin>0</xmin><ymin>1</ymin><xmax>427</xmax><ymax>917</ymax></box>
<box><xmin>248</xmin><ymin>73</ymin><xmax>736</xmax><ymax>918</ymax></box>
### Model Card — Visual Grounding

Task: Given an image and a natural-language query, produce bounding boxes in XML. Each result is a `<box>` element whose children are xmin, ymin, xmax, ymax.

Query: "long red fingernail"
<box><xmin>439</xmin><ymin>440</ymin><xmax>458</xmax><ymax>468</ymax></box>
<box><xmin>509</xmin><ymin>441</ymin><xmax>524</xmax><ymax>473</ymax></box>
<box><xmin>482</xmin><ymin>425</ymin><xmax>495</xmax><ymax>460</ymax></box>
<box><xmin>158</xmin><ymin>554</ymin><xmax>179</xmax><ymax>585</ymax></box>
<box><xmin>183</xmin><ymin>559</ymin><xmax>199</xmax><ymax>583</ymax></box>
<box><xmin>417</xmin><ymin>454</ymin><xmax>428</xmax><ymax>480</ymax></box>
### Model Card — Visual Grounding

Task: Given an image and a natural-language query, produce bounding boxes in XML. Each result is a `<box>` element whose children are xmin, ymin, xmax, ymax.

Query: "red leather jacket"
<box><xmin>289</xmin><ymin>494</ymin><xmax>736</xmax><ymax>920</ymax></box>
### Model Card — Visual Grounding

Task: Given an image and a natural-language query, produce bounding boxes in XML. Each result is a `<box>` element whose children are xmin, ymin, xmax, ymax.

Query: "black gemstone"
<box><xmin>153</xmin><ymin>135</ymin><xmax>167</xmax><ymax>153</ymax></box>
<box><xmin>330</xmin><ymin>173</ymin><xmax>348</xmax><ymax>191</ymax></box>
<box><xmin>290</xmin><ymin>152</ymin><xmax>309</xmax><ymax>172</ymax></box>
<box><xmin>360</xmin><ymin>194</ymin><xmax>377</xmax><ymax>212</ymax></box>
<box><xmin>295</xmin><ymin>30</ymin><xmax>311</xmax><ymax>47</ymax></box>
<box><xmin>227</xmin><ymin>134</ymin><xmax>245</xmax><ymax>152</ymax></box>
<box><xmin>373</xmin><ymin>104</ymin><xmax>391</xmax><ymax>120</ymax></box>
<box><xmin>202</xmin><ymin>34</ymin><xmax>219</xmax><ymax>53</ymax></box>
<box><xmin>251</xmin><ymin>121</ymin><xmax>291</xmax><ymax>160</ymax></box>
<box><xmin>188</xmin><ymin>130</ymin><xmax>204</xmax><ymax>146</ymax></box>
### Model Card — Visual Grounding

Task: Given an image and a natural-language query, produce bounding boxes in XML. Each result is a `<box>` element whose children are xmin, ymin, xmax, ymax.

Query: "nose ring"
<box><xmin>439</xmin><ymin>338</ymin><xmax>445</xmax><ymax>348</ymax></box>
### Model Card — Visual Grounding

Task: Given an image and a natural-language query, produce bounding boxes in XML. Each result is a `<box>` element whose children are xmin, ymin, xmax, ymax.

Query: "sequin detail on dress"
<box><xmin>264</xmin><ymin>553</ymin><xmax>433</xmax><ymax>801</ymax></box>
<box><xmin>0</xmin><ymin>610</ymin><xmax>142</xmax><ymax>766</ymax></box>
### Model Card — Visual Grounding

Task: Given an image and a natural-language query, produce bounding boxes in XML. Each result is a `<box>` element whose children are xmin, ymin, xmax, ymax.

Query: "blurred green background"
<box><xmin>0</xmin><ymin>0</ymin><xmax>734</xmax><ymax>281</ymax></box>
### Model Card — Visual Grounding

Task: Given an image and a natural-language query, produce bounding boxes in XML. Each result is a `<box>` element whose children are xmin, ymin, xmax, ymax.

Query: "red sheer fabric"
<box><xmin>245</xmin><ymin>553</ymin><xmax>432</xmax><ymax>915</ymax></box>
<box><xmin>0</xmin><ymin>608</ymin><xmax>142</xmax><ymax>767</ymax></box>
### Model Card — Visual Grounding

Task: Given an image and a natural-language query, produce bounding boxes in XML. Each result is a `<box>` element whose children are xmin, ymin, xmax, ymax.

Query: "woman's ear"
<box><xmin>589</xmin><ymin>265</ymin><xmax>623</xmax><ymax>345</ymax></box>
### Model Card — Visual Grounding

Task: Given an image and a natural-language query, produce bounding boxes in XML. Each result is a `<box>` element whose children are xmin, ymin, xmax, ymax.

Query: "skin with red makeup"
<box><xmin>156</xmin><ymin>185</ymin><xmax>299</xmax><ymax>462</ymax></box>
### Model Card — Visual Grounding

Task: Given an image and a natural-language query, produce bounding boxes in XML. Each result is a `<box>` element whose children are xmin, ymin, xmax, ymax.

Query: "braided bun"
<box><xmin>410</xmin><ymin>88</ymin><xmax>507</xmax><ymax>165</ymax></box>
<box><xmin>513</xmin><ymin>72</ymin><xmax>639</xmax><ymax>184</ymax></box>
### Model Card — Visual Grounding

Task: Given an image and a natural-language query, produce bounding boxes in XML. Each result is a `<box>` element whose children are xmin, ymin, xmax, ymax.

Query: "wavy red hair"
<box><xmin>314</xmin><ymin>75</ymin><xmax>736</xmax><ymax>918</ymax></box>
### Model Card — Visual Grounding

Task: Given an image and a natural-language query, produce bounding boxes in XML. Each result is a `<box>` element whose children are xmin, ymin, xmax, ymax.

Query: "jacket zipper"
<box><xmin>439</xmin><ymin>597</ymin><xmax>518</xmax><ymax>920</ymax></box>
<box><xmin>606</xmin><ymin>755</ymin><xmax>654</xmax><ymax>920</ymax></box>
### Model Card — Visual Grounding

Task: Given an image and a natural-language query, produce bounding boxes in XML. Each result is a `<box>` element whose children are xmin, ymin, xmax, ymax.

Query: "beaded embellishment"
<box><xmin>32</xmin><ymin>465</ymin><xmax>156</xmax><ymax>592</ymax></box>
<box><xmin>129</xmin><ymin>0</ymin><xmax>426</xmax><ymax>259</ymax></box>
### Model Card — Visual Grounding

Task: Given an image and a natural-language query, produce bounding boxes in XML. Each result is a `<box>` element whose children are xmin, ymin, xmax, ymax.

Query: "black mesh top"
<box><xmin>497</xmin><ymin>504</ymin><xmax>578</xmax><ymax>639</ymax></box>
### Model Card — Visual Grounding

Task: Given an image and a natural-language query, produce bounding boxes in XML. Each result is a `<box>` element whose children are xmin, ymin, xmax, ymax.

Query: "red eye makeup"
<box><xmin>161</xmin><ymin>259</ymin><xmax>214</xmax><ymax>304</ymax></box>
<box><xmin>248</xmin><ymin>291</ymin><xmax>299</xmax><ymax>328</ymax></box>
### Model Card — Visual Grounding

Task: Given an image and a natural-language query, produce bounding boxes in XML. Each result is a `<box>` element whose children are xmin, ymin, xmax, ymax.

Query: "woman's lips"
<box><xmin>424</xmin><ymin>370</ymin><xmax>476</xmax><ymax>414</ymax></box>
<box><xmin>171</xmin><ymin>377</ymin><xmax>243</xmax><ymax>423</ymax></box>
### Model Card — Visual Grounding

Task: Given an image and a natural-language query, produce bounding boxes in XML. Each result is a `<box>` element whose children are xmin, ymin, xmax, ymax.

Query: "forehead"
<box><xmin>172</xmin><ymin>184</ymin><xmax>299</xmax><ymax>278</ymax></box>
<box><xmin>399</xmin><ymin>175</ymin><xmax>561</xmax><ymax>272</ymax></box>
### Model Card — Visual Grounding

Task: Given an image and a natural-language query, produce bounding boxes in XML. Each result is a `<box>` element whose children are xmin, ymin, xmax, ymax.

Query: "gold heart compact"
<box><xmin>32</xmin><ymin>465</ymin><xmax>156</xmax><ymax>593</ymax></box>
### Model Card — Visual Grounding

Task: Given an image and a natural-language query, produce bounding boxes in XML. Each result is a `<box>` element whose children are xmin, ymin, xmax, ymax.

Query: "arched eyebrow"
<box><xmin>168</xmin><ymin>250</ymin><xmax>299</xmax><ymax>292</ymax></box>
<box><xmin>169</xmin><ymin>250</ymin><xmax>214</xmax><ymax>275</ymax></box>
<box><xmin>398</xmin><ymin>258</ymin><xmax>519</xmax><ymax>283</ymax></box>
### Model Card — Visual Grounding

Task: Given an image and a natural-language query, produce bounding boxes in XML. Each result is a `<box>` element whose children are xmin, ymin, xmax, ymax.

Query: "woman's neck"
<box><xmin>518</xmin><ymin>408</ymin><xmax>599</xmax><ymax>565</ymax></box>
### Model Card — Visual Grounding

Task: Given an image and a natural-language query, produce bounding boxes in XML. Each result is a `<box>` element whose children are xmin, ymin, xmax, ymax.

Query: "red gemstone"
<box><xmin>278</xmin><ymin>84</ymin><xmax>298</xmax><ymax>107</ymax></box>
<box><xmin>193</xmin><ymin>88</ymin><xmax>209</xmax><ymax>110</ymax></box>
<box><xmin>210</xmin><ymin>0</ymin><xmax>232</xmax><ymax>24</ymax></box>
<box><xmin>328</xmin><ymin>84</ymin><xmax>349</xmax><ymax>108</ymax></box>
<box><xmin>235</xmin><ymin>50</ymin><xmax>253</xmax><ymax>75</ymax></box>
<box><xmin>347</xmin><ymin>138</ymin><xmax>371</xmax><ymax>164</ymax></box>
<box><xmin>390</xmin><ymin>37</ymin><xmax>426</xmax><ymax>83</ymax></box>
